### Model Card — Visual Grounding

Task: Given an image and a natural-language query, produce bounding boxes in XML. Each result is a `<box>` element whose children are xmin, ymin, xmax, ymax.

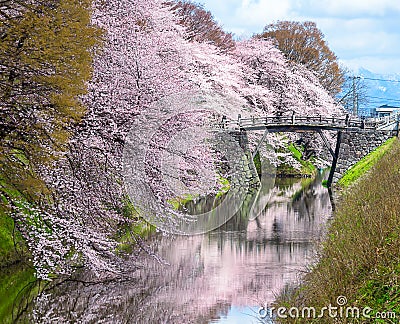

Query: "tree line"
<box><xmin>1</xmin><ymin>0</ymin><xmax>346</xmax><ymax>280</ymax></box>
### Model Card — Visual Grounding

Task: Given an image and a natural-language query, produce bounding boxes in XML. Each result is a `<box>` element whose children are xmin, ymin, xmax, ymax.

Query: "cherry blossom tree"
<box><xmin>235</xmin><ymin>39</ymin><xmax>342</xmax><ymax>116</ymax></box>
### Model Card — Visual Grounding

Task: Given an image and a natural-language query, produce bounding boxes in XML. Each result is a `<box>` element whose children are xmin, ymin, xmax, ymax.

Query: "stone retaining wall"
<box><xmin>228</xmin><ymin>131</ymin><xmax>260</xmax><ymax>189</ymax></box>
<box><xmin>331</xmin><ymin>130</ymin><xmax>396</xmax><ymax>183</ymax></box>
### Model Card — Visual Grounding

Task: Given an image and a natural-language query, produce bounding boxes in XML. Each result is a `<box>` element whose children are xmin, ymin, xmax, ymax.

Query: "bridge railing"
<box><xmin>375</xmin><ymin>111</ymin><xmax>400</xmax><ymax>129</ymax></box>
<box><xmin>221</xmin><ymin>114</ymin><xmax>378</xmax><ymax>131</ymax></box>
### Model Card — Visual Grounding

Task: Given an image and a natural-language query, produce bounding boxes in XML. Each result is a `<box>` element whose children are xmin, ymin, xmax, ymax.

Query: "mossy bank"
<box><xmin>274</xmin><ymin>142</ymin><xmax>317</xmax><ymax>177</ymax></box>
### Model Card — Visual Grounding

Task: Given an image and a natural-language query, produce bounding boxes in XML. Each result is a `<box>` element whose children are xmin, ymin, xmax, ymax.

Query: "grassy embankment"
<box><xmin>276</xmin><ymin>137</ymin><xmax>400</xmax><ymax>323</ymax></box>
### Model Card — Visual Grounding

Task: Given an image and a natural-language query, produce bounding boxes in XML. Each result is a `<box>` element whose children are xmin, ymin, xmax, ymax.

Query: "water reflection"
<box><xmin>26</xmin><ymin>173</ymin><xmax>331</xmax><ymax>323</ymax></box>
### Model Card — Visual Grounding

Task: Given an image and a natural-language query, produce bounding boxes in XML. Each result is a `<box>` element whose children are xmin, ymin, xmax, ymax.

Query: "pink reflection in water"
<box><xmin>137</xmin><ymin>175</ymin><xmax>331</xmax><ymax>321</ymax></box>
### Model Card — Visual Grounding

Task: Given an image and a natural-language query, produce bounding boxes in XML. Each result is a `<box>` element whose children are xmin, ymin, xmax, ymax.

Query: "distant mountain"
<box><xmin>356</xmin><ymin>68</ymin><xmax>400</xmax><ymax>116</ymax></box>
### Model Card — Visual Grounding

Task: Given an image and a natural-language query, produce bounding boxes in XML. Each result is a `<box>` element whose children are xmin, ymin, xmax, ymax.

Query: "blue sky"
<box><xmin>199</xmin><ymin>0</ymin><xmax>400</xmax><ymax>75</ymax></box>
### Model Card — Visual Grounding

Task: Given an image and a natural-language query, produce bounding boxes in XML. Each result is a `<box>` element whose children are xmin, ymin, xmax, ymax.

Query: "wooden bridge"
<box><xmin>220</xmin><ymin>112</ymin><xmax>400</xmax><ymax>187</ymax></box>
<box><xmin>221</xmin><ymin>112</ymin><xmax>400</xmax><ymax>133</ymax></box>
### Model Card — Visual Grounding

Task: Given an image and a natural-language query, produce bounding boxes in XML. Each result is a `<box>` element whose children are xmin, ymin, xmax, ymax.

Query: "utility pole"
<box><xmin>356</xmin><ymin>93</ymin><xmax>359</xmax><ymax>116</ymax></box>
<box><xmin>352</xmin><ymin>76</ymin><xmax>357</xmax><ymax>116</ymax></box>
<box><xmin>351</xmin><ymin>76</ymin><xmax>360</xmax><ymax>116</ymax></box>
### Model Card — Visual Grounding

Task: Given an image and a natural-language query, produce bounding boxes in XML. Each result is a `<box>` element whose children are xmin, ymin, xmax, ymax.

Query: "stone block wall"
<box><xmin>228</xmin><ymin>130</ymin><xmax>260</xmax><ymax>189</ymax></box>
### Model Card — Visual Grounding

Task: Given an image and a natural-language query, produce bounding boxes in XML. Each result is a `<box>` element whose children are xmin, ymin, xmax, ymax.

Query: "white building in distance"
<box><xmin>373</xmin><ymin>104</ymin><xmax>400</xmax><ymax>118</ymax></box>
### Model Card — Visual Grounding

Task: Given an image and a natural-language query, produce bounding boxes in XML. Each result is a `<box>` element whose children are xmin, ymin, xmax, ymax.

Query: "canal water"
<box><xmin>24</xmin><ymin>173</ymin><xmax>332</xmax><ymax>323</ymax></box>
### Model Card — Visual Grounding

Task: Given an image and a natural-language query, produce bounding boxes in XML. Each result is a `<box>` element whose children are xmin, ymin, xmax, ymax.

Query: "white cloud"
<box><xmin>378</xmin><ymin>86</ymin><xmax>387</xmax><ymax>92</ymax></box>
<box><xmin>320</xmin><ymin>20</ymin><xmax>399</xmax><ymax>53</ymax></box>
<box><xmin>234</xmin><ymin>0</ymin><xmax>293</xmax><ymax>27</ymax></box>
<box><xmin>299</xmin><ymin>0</ymin><xmax>400</xmax><ymax>17</ymax></box>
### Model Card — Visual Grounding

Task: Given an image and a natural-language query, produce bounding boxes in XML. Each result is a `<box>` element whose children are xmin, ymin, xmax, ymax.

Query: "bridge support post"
<box><xmin>318</xmin><ymin>130</ymin><xmax>336</xmax><ymax>159</ymax></box>
<box><xmin>251</xmin><ymin>128</ymin><xmax>269</xmax><ymax>160</ymax></box>
<box><xmin>327</xmin><ymin>130</ymin><xmax>342</xmax><ymax>187</ymax></box>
